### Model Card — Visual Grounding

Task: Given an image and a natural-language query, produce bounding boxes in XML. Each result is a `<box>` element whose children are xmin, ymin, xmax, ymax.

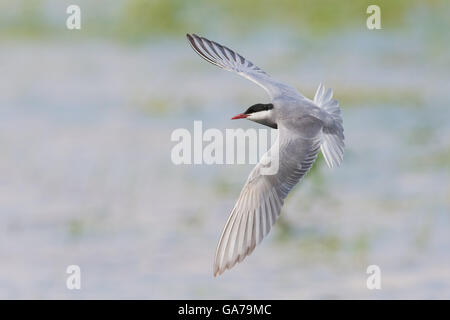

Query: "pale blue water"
<box><xmin>0</xmin><ymin>25</ymin><xmax>449</xmax><ymax>299</ymax></box>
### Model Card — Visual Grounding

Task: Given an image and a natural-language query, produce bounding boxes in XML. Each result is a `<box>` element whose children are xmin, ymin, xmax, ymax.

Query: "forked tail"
<box><xmin>314</xmin><ymin>83</ymin><xmax>345</xmax><ymax>168</ymax></box>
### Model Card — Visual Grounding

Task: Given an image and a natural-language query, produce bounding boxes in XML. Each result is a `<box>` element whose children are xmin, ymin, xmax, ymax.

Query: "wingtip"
<box><xmin>213</xmin><ymin>261</ymin><xmax>229</xmax><ymax>277</ymax></box>
<box><xmin>186</xmin><ymin>33</ymin><xmax>203</xmax><ymax>49</ymax></box>
<box><xmin>186</xmin><ymin>33</ymin><xmax>200</xmax><ymax>40</ymax></box>
<box><xmin>213</xmin><ymin>261</ymin><xmax>218</xmax><ymax>277</ymax></box>
<box><xmin>186</xmin><ymin>33</ymin><xmax>200</xmax><ymax>42</ymax></box>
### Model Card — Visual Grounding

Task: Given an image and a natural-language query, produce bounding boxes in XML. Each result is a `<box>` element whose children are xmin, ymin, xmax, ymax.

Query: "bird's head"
<box><xmin>231</xmin><ymin>103</ymin><xmax>277</xmax><ymax>129</ymax></box>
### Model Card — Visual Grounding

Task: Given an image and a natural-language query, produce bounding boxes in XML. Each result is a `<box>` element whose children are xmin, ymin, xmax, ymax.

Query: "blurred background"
<box><xmin>0</xmin><ymin>0</ymin><xmax>449</xmax><ymax>299</ymax></box>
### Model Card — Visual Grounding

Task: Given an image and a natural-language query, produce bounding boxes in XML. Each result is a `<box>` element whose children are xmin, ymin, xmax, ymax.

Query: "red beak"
<box><xmin>231</xmin><ymin>113</ymin><xmax>248</xmax><ymax>120</ymax></box>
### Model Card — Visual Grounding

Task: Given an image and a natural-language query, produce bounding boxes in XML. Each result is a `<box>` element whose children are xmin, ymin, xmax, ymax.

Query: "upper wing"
<box><xmin>187</xmin><ymin>33</ymin><xmax>298</xmax><ymax>100</ymax></box>
<box><xmin>213</xmin><ymin>128</ymin><xmax>321</xmax><ymax>276</ymax></box>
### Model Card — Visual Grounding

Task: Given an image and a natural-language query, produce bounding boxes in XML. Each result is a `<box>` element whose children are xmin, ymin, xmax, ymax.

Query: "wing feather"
<box><xmin>213</xmin><ymin>130</ymin><xmax>322</xmax><ymax>276</ymax></box>
<box><xmin>187</xmin><ymin>33</ymin><xmax>299</xmax><ymax>100</ymax></box>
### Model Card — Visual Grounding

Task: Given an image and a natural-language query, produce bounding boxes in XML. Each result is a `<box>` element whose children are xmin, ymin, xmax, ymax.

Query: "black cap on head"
<box><xmin>244</xmin><ymin>103</ymin><xmax>274</xmax><ymax>115</ymax></box>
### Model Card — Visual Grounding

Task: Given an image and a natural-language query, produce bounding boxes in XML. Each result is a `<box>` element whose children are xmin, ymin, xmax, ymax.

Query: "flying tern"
<box><xmin>186</xmin><ymin>34</ymin><xmax>345</xmax><ymax>276</ymax></box>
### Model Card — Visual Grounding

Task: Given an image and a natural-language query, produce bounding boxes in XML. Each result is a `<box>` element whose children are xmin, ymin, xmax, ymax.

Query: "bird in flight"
<box><xmin>186</xmin><ymin>34</ymin><xmax>345</xmax><ymax>276</ymax></box>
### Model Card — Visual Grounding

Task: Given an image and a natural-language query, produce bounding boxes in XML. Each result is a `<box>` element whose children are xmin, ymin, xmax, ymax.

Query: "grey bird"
<box><xmin>186</xmin><ymin>34</ymin><xmax>345</xmax><ymax>276</ymax></box>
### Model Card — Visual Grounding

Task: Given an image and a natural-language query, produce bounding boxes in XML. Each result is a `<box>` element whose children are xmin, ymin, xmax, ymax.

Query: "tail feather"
<box><xmin>314</xmin><ymin>83</ymin><xmax>345</xmax><ymax>168</ymax></box>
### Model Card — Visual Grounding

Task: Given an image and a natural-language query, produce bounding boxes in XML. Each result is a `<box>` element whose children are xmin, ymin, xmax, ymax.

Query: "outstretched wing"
<box><xmin>187</xmin><ymin>33</ymin><xmax>298</xmax><ymax>100</ymax></box>
<box><xmin>213</xmin><ymin>128</ymin><xmax>321</xmax><ymax>276</ymax></box>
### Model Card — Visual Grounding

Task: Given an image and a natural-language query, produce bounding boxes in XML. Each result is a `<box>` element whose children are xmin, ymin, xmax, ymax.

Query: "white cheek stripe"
<box><xmin>248</xmin><ymin>110</ymin><xmax>271</xmax><ymax>121</ymax></box>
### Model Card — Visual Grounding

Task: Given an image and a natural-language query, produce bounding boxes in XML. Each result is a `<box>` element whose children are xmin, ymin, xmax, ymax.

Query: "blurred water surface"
<box><xmin>0</xmin><ymin>1</ymin><xmax>449</xmax><ymax>299</ymax></box>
